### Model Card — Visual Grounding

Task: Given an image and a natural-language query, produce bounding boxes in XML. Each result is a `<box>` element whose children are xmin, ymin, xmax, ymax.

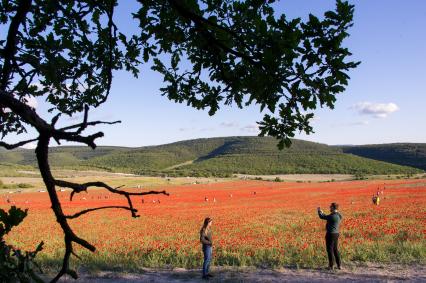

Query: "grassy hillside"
<box><xmin>86</xmin><ymin>137</ymin><xmax>340</xmax><ymax>174</ymax></box>
<box><xmin>164</xmin><ymin>137</ymin><xmax>421</xmax><ymax>176</ymax></box>
<box><xmin>179</xmin><ymin>152</ymin><xmax>418</xmax><ymax>175</ymax></box>
<box><xmin>86</xmin><ymin>137</ymin><xmax>422</xmax><ymax>176</ymax></box>
<box><xmin>85</xmin><ymin>138</ymin><xmax>229</xmax><ymax>172</ymax></box>
<box><xmin>340</xmin><ymin>143</ymin><xmax>426</xmax><ymax>171</ymax></box>
<box><xmin>0</xmin><ymin>146</ymin><xmax>129</xmax><ymax>168</ymax></box>
<box><xmin>0</xmin><ymin>137</ymin><xmax>423</xmax><ymax>176</ymax></box>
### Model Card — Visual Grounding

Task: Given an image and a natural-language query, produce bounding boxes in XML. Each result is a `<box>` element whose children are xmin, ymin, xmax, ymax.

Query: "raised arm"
<box><xmin>318</xmin><ymin>209</ymin><xmax>329</xmax><ymax>220</ymax></box>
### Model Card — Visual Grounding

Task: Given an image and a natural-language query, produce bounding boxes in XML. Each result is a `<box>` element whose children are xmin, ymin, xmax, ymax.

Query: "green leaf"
<box><xmin>171</xmin><ymin>52</ymin><xmax>180</xmax><ymax>69</ymax></box>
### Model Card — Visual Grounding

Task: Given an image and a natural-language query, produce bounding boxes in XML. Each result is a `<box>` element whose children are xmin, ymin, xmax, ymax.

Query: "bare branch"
<box><xmin>50</xmin><ymin>235</ymin><xmax>78</xmax><ymax>282</ymax></box>
<box><xmin>59</xmin><ymin>120</ymin><xmax>121</xmax><ymax>132</ymax></box>
<box><xmin>75</xmin><ymin>104</ymin><xmax>89</xmax><ymax>135</ymax></box>
<box><xmin>56</xmin><ymin>179</ymin><xmax>169</xmax><ymax>197</ymax></box>
<box><xmin>124</xmin><ymin>194</ymin><xmax>138</xmax><ymax>217</ymax></box>
<box><xmin>0</xmin><ymin>138</ymin><xmax>38</xmax><ymax>150</ymax></box>
<box><xmin>71</xmin><ymin>250</ymin><xmax>82</xmax><ymax>261</ymax></box>
<box><xmin>51</xmin><ymin>113</ymin><xmax>61</xmax><ymax>126</ymax></box>
<box><xmin>55</xmin><ymin>179</ymin><xmax>169</xmax><ymax>218</ymax></box>
<box><xmin>0</xmin><ymin>91</ymin><xmax>105</xmax><ymax>149</ymax></box>
<box><xmin>35</xmin><ymin>135</ymin><xmax>95</xmax><ymax>283</ymax></box>
<box><xmin>61</xmin><ymin>132</ymin><xmax>104</xmax><ymax>149</ymax></box>
<box><xmin>65</xmin><ymin>206</ymin><xmax>136</xmax><ymax>219</ymax></box>
<box><xmin>0</xmin><ymin>0</ymin><xmax>32</xmax><ymax>90</ymax></box>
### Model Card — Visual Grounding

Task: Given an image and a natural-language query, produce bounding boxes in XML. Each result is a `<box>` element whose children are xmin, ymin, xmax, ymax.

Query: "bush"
<box><xmin>354</xmin><ymin>174</ymin><xmax>366</xmax><ymax>180</ymax></box>
<box><xmin>0</xmin><ymin>206</ymin><xmax>44</xmax><ymax>282</ymax></box>
<box><xmin>17</xmin><ymin>183</ymin><xmax>33</xmax><ymax>189</ymax></box>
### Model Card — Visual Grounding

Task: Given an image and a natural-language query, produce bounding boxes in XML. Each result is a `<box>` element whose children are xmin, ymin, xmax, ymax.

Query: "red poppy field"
<box><xmin>2</xmin><ymin>178</ymin><xmax>426</xmax><ymax>271</ymax></box>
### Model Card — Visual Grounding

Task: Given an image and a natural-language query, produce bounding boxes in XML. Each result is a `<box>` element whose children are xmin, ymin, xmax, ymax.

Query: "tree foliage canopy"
<box><xmin>0</xmin><ymin>0</ymin><xmax>359</xmax><ymax>147</ymax></box>
<box><xmin>0</xmin><ymin>0</ymin><xmax>359</xmax><ymax>281</ymax></box>
<box><xmin>138</xmin><ymin>0</ymin><xmax>359</xmax><ymax>147</ymax></box>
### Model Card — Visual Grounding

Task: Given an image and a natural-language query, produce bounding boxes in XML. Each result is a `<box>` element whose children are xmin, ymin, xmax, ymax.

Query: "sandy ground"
<box><xmin>51</xmin><ymin>264</ymin><xmax>426</xmax><ymax>282</ymax></box>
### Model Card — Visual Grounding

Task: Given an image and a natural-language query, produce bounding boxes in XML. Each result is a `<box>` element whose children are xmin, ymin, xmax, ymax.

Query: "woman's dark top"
<box><xmin>200</xmin><ymin>228</ymin><xmax>212</xmax><ymax>246</ymax></box>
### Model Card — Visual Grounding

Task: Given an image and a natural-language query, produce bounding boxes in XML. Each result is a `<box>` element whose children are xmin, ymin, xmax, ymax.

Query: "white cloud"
<box><xmin>241</xmin><ymin>124</ymin><xmax>259</xmax><ymax>133</ymax></box>
<box><xmin>350</xmin><ymin>120</ymin><xmax>369</xmax><ymax>126</ymax></box>
<box><xmin>374</xmin><ymin>113</ymin><xmax>387</xmax><ymax>118</ymax></box>
<box><xmin>200</xmin><ymin>127</ymin><xmax>215</xmax><ymax>132</ymax></box>
<box><xmin>219</xmin><ymin>122</ymin><xmax>239</xmax><ymax>128</ymax></box>
<box><xmin>352</xmin><ymin>102</ymin><xmax>399</xmax><ymax>118</ymax></box>
<box><xmin>331</xmin><ymin>120</ymin><xmax>369</xmax><ymax>128</ymax></box>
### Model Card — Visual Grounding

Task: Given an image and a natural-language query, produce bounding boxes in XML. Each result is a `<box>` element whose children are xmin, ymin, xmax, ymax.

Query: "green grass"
<box><xmin>0</xmin><ymin>182</ymin><xmax>33</xmax><ymax>189</ymax></box>
<box><xmin>0</xmin><ymin>163</ymin><xmax>38</xmax><ymax>177</ymax></box>
<box><xmin>34</xmin><ymin>238</ymin><xmax>425</xmax><ymax>273</ymax></box>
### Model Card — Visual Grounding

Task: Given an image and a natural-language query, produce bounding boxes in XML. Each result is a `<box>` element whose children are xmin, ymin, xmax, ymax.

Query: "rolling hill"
<box><xmin>0</xmin><ymin>137</ymin><xmax>423</xmax><ymax>176</ymax></box>
<box><xmin>339</xmin><ymin>143</ymin><xmax>426</xmax><ymax>171</ymax></box>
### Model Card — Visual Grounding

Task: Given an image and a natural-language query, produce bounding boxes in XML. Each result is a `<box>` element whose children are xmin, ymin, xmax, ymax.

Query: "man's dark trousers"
<box><xmin>325</xmin><ymin>232</ymin><xmax>341</xmax><ymax>268</ymax></box>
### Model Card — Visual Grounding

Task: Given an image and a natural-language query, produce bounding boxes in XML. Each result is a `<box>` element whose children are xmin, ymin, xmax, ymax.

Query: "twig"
<box><xmin>55</xmin><ymin>179</ymin><xmax>169</xmax><ymax>202</ymax></box>
<box><xmin>65</xmin><ymin>206</ymin><xmax>136</xmax><ymax>219</ymax></box>
<box><xmin>0</xmin><ymin>138</ymin><xmax>38</xmax><ymax>150</ymax></box>
<box><xmin>59</xmin><ymin>120</ymin><xmax>121</xmax><ymax>132</ymax></box>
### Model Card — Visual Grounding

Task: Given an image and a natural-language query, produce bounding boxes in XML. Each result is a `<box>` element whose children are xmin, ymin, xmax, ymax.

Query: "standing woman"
<box><xmin>200</xmin><ymin>217</ymin><xmax>213</xmax><ymax>279</ymax></box>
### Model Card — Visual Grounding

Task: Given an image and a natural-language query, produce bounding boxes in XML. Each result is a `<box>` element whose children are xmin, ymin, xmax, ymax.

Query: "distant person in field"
<box><xmin>375</xmin><ymin>194</ymin><xmax>380</xmax><ymax>206</ymax></box>
<box><xmin>200</xmin><ymin>217</ymin><xmax>213</xmax><ymax>280</ymax></box>
<box><xmin>372</xmin><ymin>194</ymin><xmax>377</xmax><ymax>205</ymax></box>
<box><xmin>317</xmin><ymin>203</ymin><xmax>342</xmax><ymax>270</ymax></box>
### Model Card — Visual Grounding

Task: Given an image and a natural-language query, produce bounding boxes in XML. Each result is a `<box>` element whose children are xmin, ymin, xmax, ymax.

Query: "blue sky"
<box><xmin>4</xmin><ymin>0</ymin><xmax>426</xmax><ymax>147</ymax></box>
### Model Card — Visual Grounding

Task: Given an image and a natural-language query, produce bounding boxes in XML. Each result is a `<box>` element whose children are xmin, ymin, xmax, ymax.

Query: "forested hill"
<box><xmin>339</xmin><ymin>143</ymin><xmax>426</xmax><ymax>171</ymax></box>
<box><xmin>0</xmin><ymin>137</ymin><xmax>423</xmax><ymax>176</ymax></box>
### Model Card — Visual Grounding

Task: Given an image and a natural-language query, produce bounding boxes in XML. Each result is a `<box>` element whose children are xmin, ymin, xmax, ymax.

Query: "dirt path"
<box><xmin>55</xmin><ymin>264</ymin><xmax>426</xmax><ymax>282</ymax></box>
<box><xmin>163</xmin><ymin>160</ymin><xmax>195</xmax><ymax>170</ymax></box>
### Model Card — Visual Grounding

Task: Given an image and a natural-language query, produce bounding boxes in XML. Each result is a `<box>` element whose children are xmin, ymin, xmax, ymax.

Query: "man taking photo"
<box><xmin>317</xmin><ymin>203</ymin><xmax>343</xmax><ymax>270</ymax></box>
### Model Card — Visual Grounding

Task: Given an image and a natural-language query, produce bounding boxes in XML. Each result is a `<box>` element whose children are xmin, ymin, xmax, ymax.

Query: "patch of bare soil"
<box><xmin>54</xmin><ymin>264</ymin><xmax>426</xmax><ymax>282</ymax></box>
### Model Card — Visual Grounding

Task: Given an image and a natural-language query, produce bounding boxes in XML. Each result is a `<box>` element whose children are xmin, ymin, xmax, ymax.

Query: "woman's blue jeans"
<box><xmin>202</xmin><ymin>244</ymin><xmax>212</xmax><ymax>276</ymax></box>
